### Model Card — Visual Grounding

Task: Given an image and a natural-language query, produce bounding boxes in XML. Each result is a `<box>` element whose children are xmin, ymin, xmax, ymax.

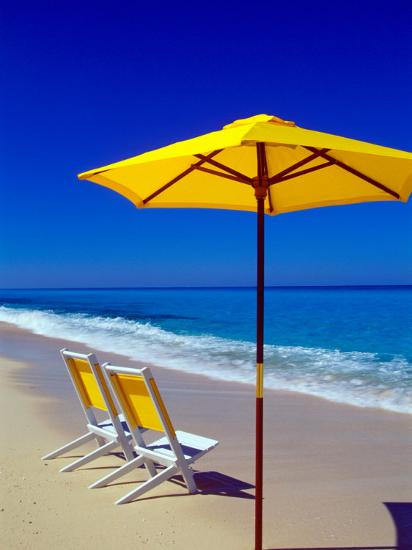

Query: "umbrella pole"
<box><xmin>255</xmin><ymin>142</ymin><xmax>267</xmax><ymax>550</ymax></box>
<box><xmin>255</xmin><ymin>194</ymin><xmax>265</xmax><ymax>550</ymax></box>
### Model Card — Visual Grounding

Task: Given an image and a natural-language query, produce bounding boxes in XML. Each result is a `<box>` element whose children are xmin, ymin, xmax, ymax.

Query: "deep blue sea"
<box><xmin>0</xmin><ymin>287</ymin><xmax>411</xmax><ymax>414</ymax></box>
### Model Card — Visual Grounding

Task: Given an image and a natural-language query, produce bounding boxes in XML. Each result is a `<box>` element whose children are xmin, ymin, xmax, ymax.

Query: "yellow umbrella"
<box><xmin>79</xmin><ymin>114</ymin><xmax>412</xmax><ymax>550</ymax></box>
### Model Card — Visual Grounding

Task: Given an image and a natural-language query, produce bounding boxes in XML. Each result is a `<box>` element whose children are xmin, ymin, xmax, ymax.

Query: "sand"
<box><xmin>0</xmin><ymin>321</ymin><xmax>411</xmax><ymax>549</ymax></box>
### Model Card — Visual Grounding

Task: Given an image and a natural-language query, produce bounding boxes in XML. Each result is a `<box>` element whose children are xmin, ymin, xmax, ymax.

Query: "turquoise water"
<box><xmin>0</xmin><ymin>287</ymin><xmax>411</xmax><ymax>413</ymax></box>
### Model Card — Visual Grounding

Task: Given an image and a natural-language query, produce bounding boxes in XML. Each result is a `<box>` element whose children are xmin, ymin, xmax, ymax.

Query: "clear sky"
<box><xmin>1</xmin><ymin>0</ymin><xmax>411</xmax><ymax>288</ymax></box>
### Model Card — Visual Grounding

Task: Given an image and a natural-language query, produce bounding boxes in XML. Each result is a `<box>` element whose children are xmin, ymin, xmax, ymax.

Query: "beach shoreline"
<box><xmin>1</xmin><ymin>322</ymin><xmax>411</xmax><ymax>548</ymax></box>
<box><xmin>1</xmin><ymin>319</ymin><xmax>410</xmax><ymax>420</ymax></box>
<box><xmin>1</xmin><ymin>286</ymin><xmax>410</xmax><ymax>417</ymax></box>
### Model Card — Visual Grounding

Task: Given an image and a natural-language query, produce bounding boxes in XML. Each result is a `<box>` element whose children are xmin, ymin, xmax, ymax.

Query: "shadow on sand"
<box><xmin>77</xmin><ymin>458</ymin><xmax>255</xmax><ymax>501</ymax></box>
<box><xmin>142</xmin><ymin>470</ymin><xmax>255</xmax><ymax>500</ymax></box>
<box><xmin>193</xmin><ymin>470</ymin><xmax>255</xmax><ymax>499</ymax></box>
<box><xmin>266</xmin><ymin>502</ymin><xmax>412</xmax><ymax>550</ymax></box>
<box><xmin>56</xmin><ymin>452</ymin><xmax>411</xmax><ymax>548</ymax></box>
<box><xmin>110</xmin><ymin>470</ymin><xmax>255</xmax><ymax>503</ymax></box>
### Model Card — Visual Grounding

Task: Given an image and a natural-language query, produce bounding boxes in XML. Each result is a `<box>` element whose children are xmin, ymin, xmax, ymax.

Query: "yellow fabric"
<box><xmin>148</xmin><ymin>378</ymin><xmax>176</xmax><ymax>438</ymax></box>
<box><xmin>78</xmin><ymin>114</ymin><xmax>412</xmax><ymax>215</ymax></box>
<box><xmin>223</xmin><ymin>114</ymin><xmax>296</xmax><ymax>129</ymax></box>
<box><xmin>67</xmin><ymin>358</ymin><xmax>107</xmax><ymax>411</ymax></box>
<box><xmin>93</xmin><ymin>362</ymin><xmax>118</xmax><ymax>416</ymax></box>
<box><xmin>109</xmin><ymin>373</ymin><xmax>166</xmax><ymax>432</ymax></box>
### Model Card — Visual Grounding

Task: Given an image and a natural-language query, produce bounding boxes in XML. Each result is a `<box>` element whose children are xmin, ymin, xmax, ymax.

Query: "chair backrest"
<box><xmin>104</xmin><ymin>364</ymin><xmax>176</xmax><ymax>442</ymax></box>
<box><xmin>61</xmin><ymin>349</ymin><xmax>119</xmax><ymax>424</ymax></box>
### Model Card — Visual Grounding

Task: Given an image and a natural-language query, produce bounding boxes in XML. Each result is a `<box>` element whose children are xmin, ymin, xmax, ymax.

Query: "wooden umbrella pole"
<box><xmin>255</xmin><ymin>143</ymin><xmax>268</xmax><ymax>550</ymax></box>
<box><xmin>255</xmin><ymin>195</ymin><xmax>265</xmax><ymax>550</ymax></box>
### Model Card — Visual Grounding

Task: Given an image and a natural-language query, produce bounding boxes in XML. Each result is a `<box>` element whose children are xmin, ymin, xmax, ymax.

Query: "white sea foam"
<box><xmin>1</xmin><ymin>305</ymin><xmax>411</xmax><ymax>414</ymax></box>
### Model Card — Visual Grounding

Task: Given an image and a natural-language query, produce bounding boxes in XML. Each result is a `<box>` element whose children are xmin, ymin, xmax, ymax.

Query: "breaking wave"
<box><xmin>0</xmin><ymin>305</ymin><xmax>411</xmax><ymax>414</ymax></box>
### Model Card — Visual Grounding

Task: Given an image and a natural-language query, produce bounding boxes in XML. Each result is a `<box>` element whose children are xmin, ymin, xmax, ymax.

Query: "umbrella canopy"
<box><xmin>79</xmin><ymin>114</ymin><xmax>412</xmax><ymax>214</ymax></box>
<box><xmin>78</xmin><ymin>114</ymin><xmax>412</xmax><ymax>550</ymax></box>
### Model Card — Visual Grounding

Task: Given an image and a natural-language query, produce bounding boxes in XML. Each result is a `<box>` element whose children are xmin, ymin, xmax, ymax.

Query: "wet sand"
<box><xmin>1</xmin><ymin>321</ymin><xmax>411</xmax><ymax>549</ymax></box>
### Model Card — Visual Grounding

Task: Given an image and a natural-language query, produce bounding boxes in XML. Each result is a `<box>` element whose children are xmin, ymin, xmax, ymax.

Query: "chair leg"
<box><xmin>89</xmin><ymin>455</ymin><xmax>146</xmax><ymax>489</ymax></box>
<box><xmin>144</xmin><ymin>459</ymin><xmax>157</xmax><ymax>478</ymax></box>
<box><xmin>41</xmin><ymin>432</ymin><xmax>95</xmax><ymax>460</ymax></box>
<box><xmin>60</xmin><ymin>439</ymin><xmax>119</xmax><ymax>472</ymax></box>
<box><xmin>95</xmin><ymin>436</ymin><xmax>106</xmax><ymax>447</ymax></box>
<box><xmin>181</xmin><ymin>465</ymin><xmax>198</xmax><ymax>494</ymax></box>
<box><xmin>118</xmin><ymin>434</ymin><xmax>135</xmax><ymax>462</ymax></box>
<box><xmin>115</xmin><ymin>464</ymin><xmax>178</xmax><ymax>505</ymax></box>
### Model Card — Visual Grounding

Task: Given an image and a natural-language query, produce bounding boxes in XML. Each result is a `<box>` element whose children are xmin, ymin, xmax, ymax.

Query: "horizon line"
<box><xmin>1</xmin><ymin>284</ymin><xmax>411</xmax><ymax>291</ymax></box>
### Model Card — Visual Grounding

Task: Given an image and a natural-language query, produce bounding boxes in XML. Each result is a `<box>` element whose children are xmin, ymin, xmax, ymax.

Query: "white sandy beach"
<box><xmin>1</xmin><ymin>321</ymin><xmax>411</xmax><ymax>549</ymax></box>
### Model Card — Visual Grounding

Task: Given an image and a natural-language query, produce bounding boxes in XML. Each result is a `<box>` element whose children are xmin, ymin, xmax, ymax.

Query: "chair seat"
<box><xmin>97</xmin><ymin>416</ymin><xmax>130</xmax><ymax>435</ymax></box>
<box><xmin>147</xmin><ymin>430</ymin><xmax>219</xmax><ymax>463</ymax></box>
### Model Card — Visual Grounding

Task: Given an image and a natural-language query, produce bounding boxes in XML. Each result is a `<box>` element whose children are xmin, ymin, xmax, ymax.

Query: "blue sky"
<box><xmin>1</xmin><ymin>0</ymin><xmax>411</xmax><ymax>288</ymax></box>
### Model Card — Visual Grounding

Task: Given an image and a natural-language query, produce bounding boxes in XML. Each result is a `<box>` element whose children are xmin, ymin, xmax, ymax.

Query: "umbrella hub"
<box><xmin>252</xmin><ymin>175</ymin><xmax>269</xmax><ymax>199</ymax></box>
<box><xmin>223</xmin><ymin>114</ymin><xmax>296</xmax><ymax>129</ymax></box>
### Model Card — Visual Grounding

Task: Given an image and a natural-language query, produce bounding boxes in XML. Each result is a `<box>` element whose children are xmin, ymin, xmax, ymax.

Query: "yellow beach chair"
<box><xmin>90</xmin><ymin>364</ymin><xmax>219</xmax><ymax>504</ymax></box>
<box><xmin>42</xmin><ymin>349</ymin><xmax>135</xmax><ymax>472</ymax></box>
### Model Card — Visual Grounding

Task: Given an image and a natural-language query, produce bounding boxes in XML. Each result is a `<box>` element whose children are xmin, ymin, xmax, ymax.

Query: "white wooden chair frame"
<box><xmin>42</xmin><ymin>349</ymin><xmax>136</xmax><ymax>474</ymax></box>
<box><xmin>91</xmin><ymin>364</ymin><xmax>218</xmax><ymax>505</ymax></box>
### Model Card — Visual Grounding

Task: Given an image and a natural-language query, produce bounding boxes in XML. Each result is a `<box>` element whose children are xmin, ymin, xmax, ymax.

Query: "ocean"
<box><xmin>0</xmin><ymin>286</ymin><xmax>411</xmax><ymax>414</ymax></box>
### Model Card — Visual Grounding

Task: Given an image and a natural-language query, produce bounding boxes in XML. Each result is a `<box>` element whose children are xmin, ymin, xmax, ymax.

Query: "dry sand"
<box><xmin>0</xmin><ymin>321</ymin><xmax>411</xmax><ymax>549</ymax></box>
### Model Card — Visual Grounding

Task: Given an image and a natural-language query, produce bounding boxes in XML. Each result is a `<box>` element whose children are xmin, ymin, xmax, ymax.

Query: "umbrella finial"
<box><xmin>223</xmin><ymin>114</ymin><xmax>296</xmax><ymax>129</ymax></box>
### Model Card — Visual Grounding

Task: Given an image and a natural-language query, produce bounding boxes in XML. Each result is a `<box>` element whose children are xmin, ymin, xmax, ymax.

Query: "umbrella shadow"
<box><xmin>385</xmin><ymin>502</ymin><xmax>412</xmax><ymax>550</ymax></box>
<box><xmin>265</xmin><ymin>502</ymin><xmax>412</xmax><ymax>550</ymax></box>
<box><xmin>266</xmin><ymin>546</ymin><xmax>394</xmax><ymax>550</ymax></box>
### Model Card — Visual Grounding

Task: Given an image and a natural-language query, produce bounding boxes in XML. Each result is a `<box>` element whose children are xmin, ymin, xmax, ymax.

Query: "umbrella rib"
<box><xmin>194</xmin><ymin>154</ymin><xmax>253</xmax><ymax>183</ymax></box>
<box><xmin>267</xmin><ymin>185</ymin><xmax>274</xmax><ymax>213</ymax></box>
<box><xmin>260</xmin><ymin>143</ymin><xmax>269</xmax><ymax>179</ymax></box>
<box><xmin>270</xmin><ymin>160</ymin><xmax>336</xmax><ymax>185</ymax></box>
<box><xmin>142</xmin><ymin>150</ymin><xmax>223</xmax><ymax>205</ymax></box>
<box><xmin>194</xmin><ymin>165</ymin><xmax>252</xmax><ymax>184</ymax></box>
<box><xmin>268</xmin><ymin>149</ymin><xmax>330</xmax><ymax>185</ymax></box>
<box><xmin>303</xmin><ymin>147</ymin><xmax>400</xmax><ymax>199</ymax></box>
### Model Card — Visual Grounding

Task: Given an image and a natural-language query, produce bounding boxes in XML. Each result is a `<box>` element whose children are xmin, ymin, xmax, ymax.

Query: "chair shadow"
<box><xmin>51</xmin><ymin>449</ymin><xmax>254</xmax><ymax>502</ymax></box>
<box><xmin>108</xmin><ymin>470</ymin><xmax>255</xmax><ymax>502</ymax></box>
<box><xmin>193</xmin><ymin>470</ymin><xmax>255</xmax><ymax>500</ymax></box>
<box><xmin>56</xmin><ymin>450</ymin><xmax>127</xmax><ymax>461</ymax></box>
<box><xmin>266</xmin><ymin>502</ymin><xmax>412</xmax><ymax>550</ymax></box>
